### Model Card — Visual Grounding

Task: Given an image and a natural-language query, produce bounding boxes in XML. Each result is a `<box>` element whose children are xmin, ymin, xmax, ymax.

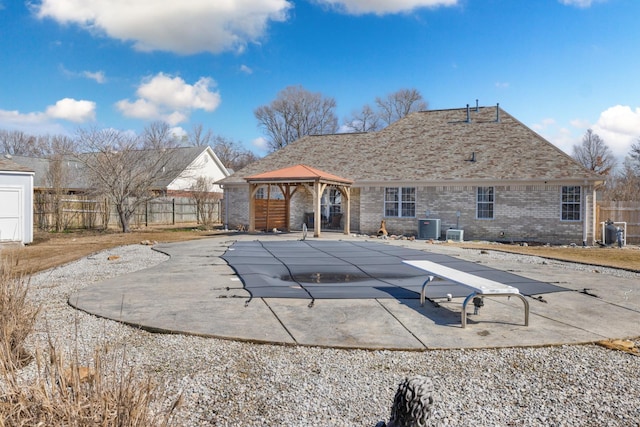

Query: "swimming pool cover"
<box><xmin>221</xmin><ymin>240</ymin><xmax>567</xmax><ymax>300</ymax></box>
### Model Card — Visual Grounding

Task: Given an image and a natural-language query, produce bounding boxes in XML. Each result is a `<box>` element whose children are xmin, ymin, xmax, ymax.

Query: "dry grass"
<box><xmin>1</xmin><ymin>226</ymin><xmax>223</xmax><ymax>276</ymax></box>
<box><xmin>454</xmin><ymin>241</ymin><xmax>640</xmax><ymax>272</ymax></box>
<box><xmin>0</xmin><ymin>228</ymin><xmax>189</xmax><ymax>426</ymax></box>
<box><xmin>0</xmin><ymin>345</ymin><xmax>182</xmax><ymax>426</ymax></box>
<box><xmin>2</xmin><ymin>226</ymin><xmax>638</xmax><ymax>275</ymax></box>
<box><xmin>0</xmin><ymin>258</ymin><xmax>39</xmax><ymax>371</ymax></box>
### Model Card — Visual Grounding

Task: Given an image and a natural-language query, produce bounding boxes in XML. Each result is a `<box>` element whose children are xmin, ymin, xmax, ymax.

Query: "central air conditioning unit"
<box><xmin>417</xmin><ymin>218</ymin><xmax>441</xmax><ymax>240</ymax></box>
<box><xmin>446</xmin><ymin>229</ymin><xmax>464</xmax><ymax>242</ymax></box>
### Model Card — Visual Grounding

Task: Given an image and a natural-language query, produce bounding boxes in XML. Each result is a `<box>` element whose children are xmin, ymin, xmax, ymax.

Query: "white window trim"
<box><xmin>561</xmin><ymin>186</ymin><xmax>582</xmax><ymax>222</ymax></box>
<box><xmin>384</xmin><ymin>187</ymin><xmax>416</xmax><ymax>218</ymax></box>
<box><xmin>476</xmin><ymin>186</ymin><xmax>495</xmax><ymax>220</ymax></box>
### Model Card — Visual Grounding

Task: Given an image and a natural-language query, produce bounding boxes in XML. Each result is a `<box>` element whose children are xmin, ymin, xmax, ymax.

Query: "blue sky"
<box><xmin>1</xmin><ymin>0</ymin><xmax>639</xmax><ymax>162</ymax></box>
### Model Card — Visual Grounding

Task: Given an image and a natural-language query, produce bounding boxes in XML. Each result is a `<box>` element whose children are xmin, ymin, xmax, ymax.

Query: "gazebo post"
<box><xmin>343</xmin><ymin>186</ymin><xmax>350</xmax><ymax>235</ymax></box>
<box><xmin>313</xmin><ymin>180</ymin><xmax>323</xmax><ymax>237</ymax></box>
<box><xmin>248</xmin><ymin>183</ymin><xmax>258</xmax><ymax>232</ymax></box>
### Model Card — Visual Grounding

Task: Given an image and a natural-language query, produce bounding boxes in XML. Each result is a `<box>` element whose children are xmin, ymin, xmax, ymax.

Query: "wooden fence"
<box><xmin>34</xmin><ymin>194</ymin><xmax>221</xmax><ymax>231</ymax></box>
<box><xmin>596</xmin><ymin>201</ymin><xmax>640</xmax><ymax>244</ymax></box>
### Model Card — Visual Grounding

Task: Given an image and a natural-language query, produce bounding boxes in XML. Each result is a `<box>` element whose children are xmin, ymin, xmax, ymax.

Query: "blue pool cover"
<box><xmin>221</xmin><ymin>240</ymin><xmax>568</xmax><ymax>300</ymax></box>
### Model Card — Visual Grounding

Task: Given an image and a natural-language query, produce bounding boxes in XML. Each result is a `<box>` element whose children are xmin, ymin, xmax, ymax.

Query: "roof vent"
<box><xmin>496</xmin><ymin>103</ymin><xmax>500</xmax><ymax>122</ymax></box>
<box><xmin>475</xmin><ymin>99</ymin><xmax>479</xmax><ymax>112</ymax></box>
<box><xmin>466</xmin><ymin>104</ymin><xmax>471</xmax><ymax>123</ymax></box>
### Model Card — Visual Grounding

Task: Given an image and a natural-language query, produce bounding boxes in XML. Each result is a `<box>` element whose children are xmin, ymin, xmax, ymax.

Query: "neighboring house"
<box><xmin>8</xmin><ymin>155</ymin><xmax>86</xmax><ymax>193</ymax></box>
<box><xmin>0</xmin><ymin>157</ymin><xmax>34</xmax><ymax>244</ymax></box>
<box><xmin>9</xmin><ymin>146</ymin><xmax>230</xmax><ymax>231</ymax></box>
<box><xmin>155</xmin><ymin>145</ymin><xmax>230</xmax><ymax>195</ymax></box>
<box><xmin>221</xmin><ymin>105</ymin><xmax>604</xmax><ymax>244</ymax></box>
<box><xmin>9</xmin><ymin>146</ymin><xmax>230</xmax><ymax>195</ymax></box>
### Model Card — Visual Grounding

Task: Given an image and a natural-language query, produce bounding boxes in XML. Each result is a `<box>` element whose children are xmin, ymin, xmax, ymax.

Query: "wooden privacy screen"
<box><xmin>254</xmin><ymin>199</ymin><xmax>287</xmax><ymax>231</ymax></box>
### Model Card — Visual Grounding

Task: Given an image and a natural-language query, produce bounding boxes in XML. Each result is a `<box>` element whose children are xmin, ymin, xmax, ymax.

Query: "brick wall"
<box><xmin>358</xmin><ymin>184</ymin><xmax>594</xmax><ymax>244</ymax></box>
<box><xmin>225</xmin><ymin>183</ymin><xmax>594</xmax><ymax>244</ymax></box>
<box><xmin>223</xmin><ymin>186</ymin><xmax>250</xmax><ymax>229</ymax></box>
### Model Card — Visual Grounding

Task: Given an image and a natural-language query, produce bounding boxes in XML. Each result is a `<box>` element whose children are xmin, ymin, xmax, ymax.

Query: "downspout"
<box><xmin>582</xmin><ymin>191</ymin><xmax>587</xmax><ymax>247</ymax></box>
<box><xmin>582</xmin><ymin>180</ymin><xmax>589</xmax><ymax>246</ymax></box>
<box><xmin>590</xmin><ymin>181</ymin><xmax>602</xmax><ymax>245</ymax></box>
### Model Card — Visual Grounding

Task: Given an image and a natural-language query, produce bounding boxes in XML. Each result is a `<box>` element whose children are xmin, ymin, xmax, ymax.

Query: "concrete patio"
<box><xmin>69</xmin><ymin>233</ymin><xmax>640</xmax><ymax>350</ymax></box>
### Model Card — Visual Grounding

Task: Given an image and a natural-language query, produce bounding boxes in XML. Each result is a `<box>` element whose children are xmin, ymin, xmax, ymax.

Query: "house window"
<box><xmin>561</xmin><ymin>186</ymin><xmax>581</xmax><ymax>221</ymax></box>
<box><xmin>476</xmin><ymin>187</ymin><xmax>494</xmax><ymax>219</ymax></box>
<box><xmin>255</xmin><ymin>187</ymin><xmax>265</xmax><ymax>199</ymax></box>
<box><xmin>384</xmin><ymin>187</ymin><xmax>415</xmax><ymax>217</ymax></box>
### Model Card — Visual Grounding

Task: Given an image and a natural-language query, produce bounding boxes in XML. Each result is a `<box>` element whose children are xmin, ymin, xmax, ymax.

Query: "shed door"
<box><xmin>0</xmin><ymin>187</ymin><xmax>22</xmax><ymax>242</ymax></box>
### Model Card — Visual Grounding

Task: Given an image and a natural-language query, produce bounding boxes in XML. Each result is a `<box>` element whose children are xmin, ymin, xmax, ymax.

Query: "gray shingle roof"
<box><xmin>7</xmin><ymin>146</ymin><xmax>215</xmax><ymax>190</ymax></box>
<box><xmin>223</xmin><ymin>106</ymin><xmax>601</xmax><ymax>185</ymax></box>
<box><xmin>8</xmin><ymin>155</ymin><xmax>85</xmax><ymax>189</ymax></box>
<box><xmin>0</xmin><ymin>157</ymin><xmax>34</xmax><ymax>174</ymax></box>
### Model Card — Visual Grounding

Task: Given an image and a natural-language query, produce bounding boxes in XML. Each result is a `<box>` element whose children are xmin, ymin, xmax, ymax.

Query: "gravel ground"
<box><xmin>10</xmin><ymin>243</ymin><xmax>640</xmax><ymax>426</ymax></box>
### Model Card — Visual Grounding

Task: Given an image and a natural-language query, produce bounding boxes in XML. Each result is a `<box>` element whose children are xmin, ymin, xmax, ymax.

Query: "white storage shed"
<box><xmin>0</xmin><ymin>157</ymin><xmax>34</xmax><ymax>244</ymax></box>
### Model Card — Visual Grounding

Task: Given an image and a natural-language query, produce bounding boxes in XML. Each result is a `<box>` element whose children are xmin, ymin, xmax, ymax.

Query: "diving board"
<box><xmin>403</xmin><ymin>259</ymin><xmax>530</xmax><ymax>328</ymax></box>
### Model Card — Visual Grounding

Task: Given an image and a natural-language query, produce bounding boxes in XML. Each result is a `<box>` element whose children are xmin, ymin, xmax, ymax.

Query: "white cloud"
<box><xmin>115</xmin><ymin>98</ymin><xmax>159</xmax><ymax>120</ymax></box>
<box><xmin>531</xmin><ymin>118</ymin><xmax>556</xmax><ymax>132</ymax></box>
<box><xmin>559</xmin><ymin>0</ymin><xmax>609</xmax><ymax>7</ymax></box>
<box><xmin>531</xmin><ymin>118</ymin><xmax>578</xmax><ymax>156</ymax></box>
<box><xmin>170</xmin><ymin>126</ymin><xmax>187</xmax><ymax>140</ymax></box>
<box><xmin>591</xmin><ymin>105</ymin><xmax>640</xmax><ymax>159</ymax></box>
<box><xmin>558</xmin><ymin>0</ymin><xmax>594</xmax><ymax>7</ymax></box>
<box><xmin>116</xmin><ymin>73</ymin><xmax>221</xmax><ymax>125</ymax></box>
<box><xmin>533</xmin><ymin>105</ymin><xmax>640</xmax><ymax>162</ymax></box>
<box><xmin>0</xmin><ymin>109</ymin><xmax>69</xmax><ymax>135</ymax></box>
<box><xmin>314</xmin><ymin>0</ymin><xmax>458</xmax><ymax>15</ymax></box>
<box><xmin>45</xmin><ymin>98</ymin><xmax>96</xmax><ymax>122</ymax></box>
<box><xmin>0</xmin><ymin>109</ymin><xmax>48</xmax><ymax>126</ymax></box>
<box><xmin>0</xmin><ymin>98</ymin><xmax>95</xmax><ymax>133</ymax></box>
<box><xmin>252</xmin><ymin>136</ymin><xmax>269</xmax><ymax>152</ymax></box>
<box><xmin>240</xmin><ymin>65</ymin><xmax>253</xmax><ymax>74</ymax></box>
<box><xmin>83</xmin><ymin>70</ymin><xmax>106</xmax><ymax>83</ymax></box>
<box><xmin>569</xmin><ymin>118</ymin><xmax>589</xmax><ymax>128</ymax></box>
<box><xmin>495</xmin><ymin>81</ymin><xmax>510</xmax><ymax>89</ymax></box>
<box><xmin>60</xmin><ymin>65</ymin><xmax>107</xmax><ymax>83</ymax></box>
<box><xmin>35</xmin><ymin>0</ymin><xmax>292</xmax><ymax>54</ymax></box>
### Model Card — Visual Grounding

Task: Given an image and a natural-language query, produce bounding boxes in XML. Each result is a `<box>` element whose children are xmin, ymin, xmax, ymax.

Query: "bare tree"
<box><xmin>142</xmin><ymin>121</ymin><xmax>180</xmax><ymax>149</ymax></box>
<box><xmin>211</xmin><ymin>136</ymin><xmax>259</xmax><ymax>171</ymax></box>
<box><xmin>254</xmin><ymin>85</ymin><xmax>338</xmax><ymax>152</ymax></box>
<box><xmin>45</xmin><ymin>154</ymin><xmax>73</xmax><ymax>231</ymax></box>
<box><xmin>342</xmin><ymin>88</ymin><xmax>427</xmax><ymax>132</ymax></box>
<box><xmin>629</xmin><ymin>138</ymin><xmax>640</xmax><ymax>172</ymax></box>
<box><xmin>602</xmin><ymin>159</ymin><xmax>640</xmax><ymax>201</ymax></box>
<box><xmin>342</xmin><ymin>104</ymin><xmax>381</xmax><ymax>133</ymax></box>
<box><xmin>190</xmin><ymin>176</ymin><xmax>222</xmax><ymax>226</ymax></box>
<box><xmin>74</xmin><ymin>128</ymin><xmax>184</xmax><ymax>233</ymax></box>
<box><xmin>572</xmin><ymin>129</ymin><xmax>616</xmax><ymax>175</ymax></box>
<box><xmin>188</xmin><ymin>124</ymin><xmax>215</xmax><ymax>147</ymax></box>
<box><xmin>43</xmin><ymin>135</ymin><xmax>76</xmax><ymax>156</ymax></box>
<box><xmin>375</xmin><ymin>88</ymin><xmax>427</xmax><ymax>127</ymax></box>
<box><xmin>0</xmin><ymin>130</ymin><xmax>44</xmax><ymax>156</ymax></box>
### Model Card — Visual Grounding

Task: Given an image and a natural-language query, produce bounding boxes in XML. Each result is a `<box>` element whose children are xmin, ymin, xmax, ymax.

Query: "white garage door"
<box><xmin>0</xmin><ymin>187</ymin><xmax>22</xmax><ymax>242</ymax></box>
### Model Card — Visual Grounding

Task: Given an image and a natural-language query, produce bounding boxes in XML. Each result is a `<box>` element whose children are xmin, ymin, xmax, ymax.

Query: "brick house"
<box><xmin>221</xmin><ymin>105</ymin><xmax>604</xmax><ymax>244</ymax></box>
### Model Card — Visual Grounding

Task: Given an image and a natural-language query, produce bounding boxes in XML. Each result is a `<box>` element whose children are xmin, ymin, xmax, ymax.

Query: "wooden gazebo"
<box><xmin>244</xmin><ymin>164</ymin><xmax>353</xmax><ymax>237</ymax></box>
